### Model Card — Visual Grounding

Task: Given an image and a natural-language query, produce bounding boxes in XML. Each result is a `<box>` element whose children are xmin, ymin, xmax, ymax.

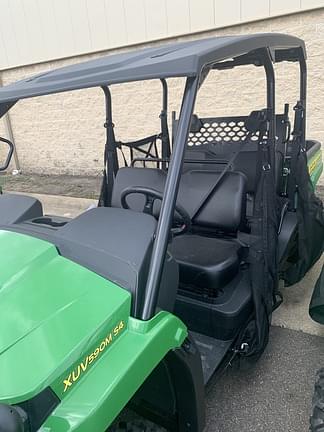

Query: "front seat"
<box><xmin>112</xmin><ymin>166</ymin><xmax>247</xmax><ymax>297</ymax></box>
<box><xmin>169</xmin><ymin>169</ymin><xmax>247</xmax><ymax>296</ymax></box>
<box><xmin>170</xmin><ymin>236</ymin><xmax>242</xmax><ymax>295</ymax></box>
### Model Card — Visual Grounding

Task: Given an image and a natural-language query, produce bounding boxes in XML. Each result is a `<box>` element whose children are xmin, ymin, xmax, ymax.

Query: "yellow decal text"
<box><xmin>63</xmin><ymin>320</ymin><xmax>125</xmax><ymax>392</ymax></box>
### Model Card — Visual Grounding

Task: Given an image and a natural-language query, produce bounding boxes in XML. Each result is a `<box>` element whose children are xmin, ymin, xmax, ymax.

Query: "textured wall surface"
<box><xmin>0</xmin><ymin>8</ymin><xmax>323</xmax><ymax>184</ymax></box>
<box><xmin>1</xmin><ymin>0</ymin><xmax>323</xmax><ymax>70</ymax></box>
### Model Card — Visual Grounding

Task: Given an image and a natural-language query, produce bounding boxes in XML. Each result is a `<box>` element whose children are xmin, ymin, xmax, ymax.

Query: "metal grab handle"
<box><xmin>0</xmin><ymin>136</ymin><xmax>14</xmax><ymax>171</ymax></box>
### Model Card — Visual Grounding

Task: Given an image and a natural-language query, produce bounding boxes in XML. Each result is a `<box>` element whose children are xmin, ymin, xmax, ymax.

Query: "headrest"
<box><xmin>244</xmin><ymin>109</ymin><xmax>267</xmax><ymax>133</ymax></box>
<box><xmin>189</xmin><ymin>114</ymin><xmax>203</xmax><ymax>133</ymax></box>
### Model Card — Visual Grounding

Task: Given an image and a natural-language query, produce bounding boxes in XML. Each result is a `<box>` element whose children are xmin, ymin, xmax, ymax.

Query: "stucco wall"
<box><xmin>1</xmin><ymin>0</ymin><xmax>323</xmax><ymax>71</ymax></box>
<box><xmin>0</xmin><ymin>8</ymin><xmax>323</xmax><ymax>184</ymax></box>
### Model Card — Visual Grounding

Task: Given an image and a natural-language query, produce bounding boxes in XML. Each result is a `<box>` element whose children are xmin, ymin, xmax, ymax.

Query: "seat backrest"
<box><xmin>111</xmin><ymin>167</ymin><xmax>167</xmax><ymax>213</ymax></box>
<box><xmin>112</xmin><ymin>167</ymin><xmax>247</xmax><ymax>233</ymax></box>
<box><xmin>179</xmin><ymin>170</ymin><xmax>246</xmax><ymax>232</ymax></box>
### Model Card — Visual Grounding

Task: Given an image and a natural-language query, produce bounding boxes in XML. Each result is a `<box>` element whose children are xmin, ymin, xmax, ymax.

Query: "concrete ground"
<box><xmin>17</xmin><ymin>192</ymin><xmax>97</xmax><ymax>218</ymax></box>
<box><xmin>0</xmin><ymin>173</ymin><xmax>102</xmax><ymax>199</ymax></box>
<box><xmin>206</xmin><ymin>327</ymin><xmax>324</xmax><ymax>432</ymax></box>
<box><xmin>2</xmin><ymin>181</ymin><xmax>324</xmax><ymax>432</ymax></box>
<box><xmin>273</xmin><ymin>256</ymin><xmax>324</xmax><ymax>337</ymax></box>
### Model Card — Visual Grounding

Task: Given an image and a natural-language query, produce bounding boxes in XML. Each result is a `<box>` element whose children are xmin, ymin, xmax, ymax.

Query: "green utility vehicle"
<box><xmin>0</xmin><ymin>34</ymin><xmax>323</xmax><ymax>432</ymax></box>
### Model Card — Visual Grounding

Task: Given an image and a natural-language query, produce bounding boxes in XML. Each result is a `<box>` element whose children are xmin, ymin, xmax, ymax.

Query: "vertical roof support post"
<box><xmin>142</xmin><ymin>76</ymin><xmax>200</xmax><ymax>320</ymax></box>
<box><xmin>287</xmin><ymin>48</ymin><xmax>307</xmax><ymax>209</ymax></box>
<box><xmin>298</xmin><ymin>50</ymin><xmax>307</xmax><ymax>150</ymax></box>
<box><xmin>262</xmin><ymin>48</ymin><xmax>276</xmax><ymax>168</ymax></box>
<box><xmin>160</xmin><ymin>79</ymin><xmax>171</xmax><ymax>170</ymax></box>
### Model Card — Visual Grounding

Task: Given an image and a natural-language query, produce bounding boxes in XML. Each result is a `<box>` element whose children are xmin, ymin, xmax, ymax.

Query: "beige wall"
<box><xmin>1</xmin><ymin>0</ymin><xmax>323</xmax><ymax>70</ymax></box>
<box><xmin>0</xmin><ymin>7</ymin><xmax>323</xmax><ymax>184</ymax></box>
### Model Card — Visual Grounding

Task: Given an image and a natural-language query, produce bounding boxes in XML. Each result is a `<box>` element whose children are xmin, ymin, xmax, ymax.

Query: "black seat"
<box><xmin>112</xmin><ymin>167</ymin><xmax>247</xmax><ymax>295</ymax></box>
<box><xmin>169</xmin><ymin>169</ymin><xmax>247</xmax><ymax>294</ymax></box>
<box><xmin>112</xmin><ymin>167</ymin><xmax>246</xmax><ymax>231</ymax></box>
<box><xmin>170</xmin><ymin>236</ymin><xmax>241</xmax><ymax>293</ymax></box>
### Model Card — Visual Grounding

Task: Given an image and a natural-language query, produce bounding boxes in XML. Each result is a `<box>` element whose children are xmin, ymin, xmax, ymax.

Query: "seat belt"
<box><xmin>287</xmin><ymin>100</ymin><xmax>304</xmax><ymax>209</ymax></box>
<box><xmin>100</xmin><ymin>86</ymin><xmax>119</xmax><ymax>207</ymax></box>
<box><xmin>191</xmin><ymin>110</ymin><xmax>268</xmax><ymax>222</ymax></box>
<box><xmin>103</xmin><ymin>119</ymin><xmax>118</xmax><ymax>206</ymax></box>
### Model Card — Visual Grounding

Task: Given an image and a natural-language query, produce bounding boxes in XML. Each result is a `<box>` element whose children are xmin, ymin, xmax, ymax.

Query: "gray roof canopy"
<box><xmin>0</xmin><ymin>33</ymin><xmax>305</xmax><ymax>117</ymax></box>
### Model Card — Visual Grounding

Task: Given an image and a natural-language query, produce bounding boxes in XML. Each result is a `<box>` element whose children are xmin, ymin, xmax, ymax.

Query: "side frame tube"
<box><xmin>262</xmin><ymin>48</ymin><xmax>276</xmax><ymax>166</ymax></box>
<box><xmin>142</xmin><ymin>76</ymin><xmax>199</xmax><ymax>320</ymax></box>
<box><xmin>298</xmin><ymin>50</ymin><xmax>307</xmax><ymax>150</ymax></box>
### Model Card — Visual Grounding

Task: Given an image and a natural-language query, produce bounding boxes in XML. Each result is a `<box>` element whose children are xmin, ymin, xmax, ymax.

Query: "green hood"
<box><xmin>0</xmin><ymin>230</ymin><xmax>131</xmax><ymax>404</ymax></box>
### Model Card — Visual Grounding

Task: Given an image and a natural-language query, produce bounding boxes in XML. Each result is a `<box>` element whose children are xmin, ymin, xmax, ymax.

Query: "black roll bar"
<box><xmin>298</xmin><ymin>50</ymin><xmax>307</xmax><ymax>150</ymax></box>
<box><xmin>286</xmin><ymin>48</ymin><xmax>307</xmax><ymax>208</ymax></box>
<box><xmin>141</xmin><ymin>76</ymin><xmax>199</xmax><ymax>320</ymax></box>
<box><xmin>262</xmin><ymin>48</ymin><xmax>276</xmax><ymax>168</ymax></box>
<box><xmin>101</xmin><ymin>80</ymin><xmax>171</xmax><ymax>204</ymax></box>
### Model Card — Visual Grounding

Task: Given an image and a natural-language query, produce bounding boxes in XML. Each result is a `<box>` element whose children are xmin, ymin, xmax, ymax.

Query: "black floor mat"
<box><xmin>191</xmin><ymin>331</ymin><xmax>232</xmax><ymax>384</ymax></box>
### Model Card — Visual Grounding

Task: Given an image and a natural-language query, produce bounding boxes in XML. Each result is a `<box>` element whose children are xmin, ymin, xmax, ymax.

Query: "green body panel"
<box><xmin>0</xmin><ymin>230</ymin><xmax>187</xmax><ymax>430</ymax></box>
<box><xmin>0</xmin><ymin>230</ymin><xmax>131</xmax><ymax>404</ymax></box>
<box><xmin>42</xmin><ymin>312</ymin><xmax>187</xmax><ymax>431</ymax></box>
<box><xmin>308</xmin><ymin>148</ymin><xmax>323</xmax><ymax>188</ymax></box>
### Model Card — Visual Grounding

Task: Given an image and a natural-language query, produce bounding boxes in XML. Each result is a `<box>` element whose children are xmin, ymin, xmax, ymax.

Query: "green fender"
<box><xmin>43</xmin><ymin>312</ymin><xmax>187</xmax><ymax>431</ymax></box>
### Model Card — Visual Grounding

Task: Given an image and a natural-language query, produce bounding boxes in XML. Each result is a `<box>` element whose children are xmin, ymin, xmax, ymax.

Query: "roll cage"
<box><xmin>0</xmin><ymin>34</ymin><xmax>308</xmax><ymax>322</ymax></box>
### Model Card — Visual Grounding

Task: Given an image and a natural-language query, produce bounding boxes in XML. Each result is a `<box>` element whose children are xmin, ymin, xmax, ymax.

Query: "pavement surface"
<box><xmin>1</xmin><ymin>173</ymin><xmax>102</xmax><ymax>199</ymax></box>
<box><xmin>2</xmin><ymin>178</ymin><xmax>324</xmax><ymax>432</ymax></box>
<box><xmin>206</xmin><ymin>327</ymin><xmax>324</xmax><ymax>432</ymax></box>
<box><xmin>273</xmin><ymin>256</ymin><xmax>324</xmax><ymax>337</ymax></box>
<box><xmin>15</xmin><ymin>192</ymin><xmax>97</xmax><ymax>218</ymax></box>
